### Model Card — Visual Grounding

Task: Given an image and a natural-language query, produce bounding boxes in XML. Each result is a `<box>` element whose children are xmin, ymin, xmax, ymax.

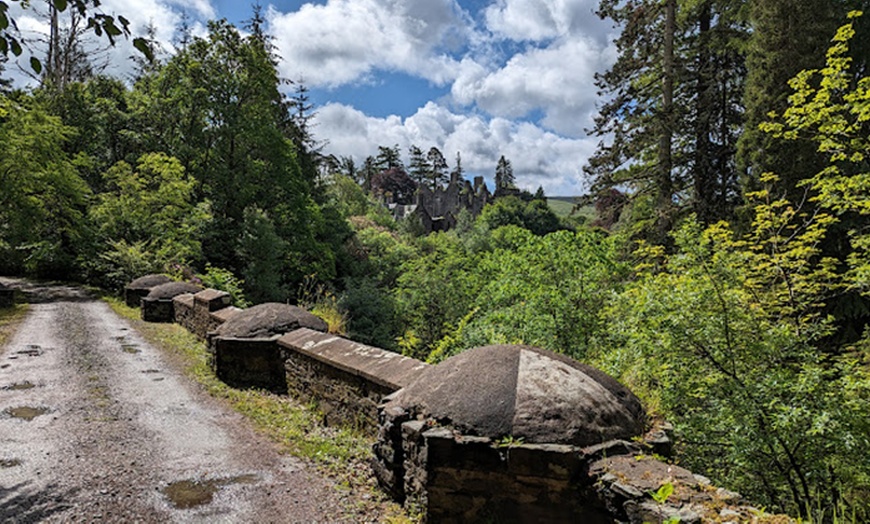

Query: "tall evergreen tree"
<box><xmin>133</xmin><ymin>20</ymin><xmax>333</xmax><ymax>297</ymax></box>
<box><xmin>736</xmin><ymin>0</ymin><xmax>842</xmax><ymax>199</ymax></box>
<box><xmin>376</xmin><ymin>144</ymin><xmax>403</xmax><ymax>171</ymax></box>
<box><xmin>495</xmin><ymin>155</ymin><xmax>515</xmax><ymax>193</ymax></box>
<box><xmin>408</xmin><ymin>145</ymin><xmax>430</xmax><ymax>185</ymax></box>
<box><xmin>427</xmin><ymin>146</ymin><xmax>448</xmax><ymax>190</ymax></box>
<box><xmin>587</xmin><ymin>0</ymin><xmax>748</xmax><ymax>237</ymax></box>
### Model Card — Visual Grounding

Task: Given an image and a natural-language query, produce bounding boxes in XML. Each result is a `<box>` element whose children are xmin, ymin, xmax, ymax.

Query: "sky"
<box><xmin>7</xmin><ymin>0</ymin><xmax>619</xmax><ymax>196</ymax></box>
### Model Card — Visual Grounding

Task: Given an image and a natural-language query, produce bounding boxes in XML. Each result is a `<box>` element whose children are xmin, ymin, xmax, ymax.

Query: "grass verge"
<box><xmin>0</xmin><ymin>304</ymin><xmax>29</xmax><ymax>351</ymax></box>
<box><xmin>104</xmin><ymin>296</ymin><xmax>413</xmax><ymax>523</ymax></box>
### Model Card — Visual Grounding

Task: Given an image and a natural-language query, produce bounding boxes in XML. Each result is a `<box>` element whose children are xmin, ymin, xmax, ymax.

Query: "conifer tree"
<box><xmin>408</xmin><ymin>145</ymin><xmax>430</xmax><ymax>185</ymax></box>
<box><xmin>736</xmin><ymin>0</ymin><xmax>842</xmax><ymax>199</ymax></box>
<box><xmin>427</xmin><ymin>146</ymin><xmax>448</xmax><ymax>190</ymax></box>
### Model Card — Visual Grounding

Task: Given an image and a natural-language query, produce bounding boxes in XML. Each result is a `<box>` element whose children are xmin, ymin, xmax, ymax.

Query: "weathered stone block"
<box><xmin>124</xmin><ymin>274</ymin><xmax>173</xmax><ymax>308</ymax></box>
<box><xmin>213</xmin><ymin>335</ymin><xmax>286</xmax><ymax>392</ymax></box>
<box><xmin>505</xmin><ymin>443</ymin><xmax>581</xmax><ymax>480</ymax></box>
<box><xmin>0</xmin><ymin>285</ymin><xmax>14</xmax><ymax>308</ymax></box>
<box><xmin>173</xmin><ymin>293</ymin><xmax>196</xmax><ymax>330</ymax></box>
<box><xmin>141</xmin><ymin>282</ymin><xmax>203</xmax><ymax>322</ymax></box>
<box><xmin>141</xmin><ymin>298</ymin><xmax>175</xmax><ymax>322</ymax></box>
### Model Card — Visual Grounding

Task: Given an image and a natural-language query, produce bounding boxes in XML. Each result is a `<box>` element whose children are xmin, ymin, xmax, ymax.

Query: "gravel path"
<box><xmin>0</xmin><ymin>279</ymin><xmax>352</xmax><ymax>523</ymax></box>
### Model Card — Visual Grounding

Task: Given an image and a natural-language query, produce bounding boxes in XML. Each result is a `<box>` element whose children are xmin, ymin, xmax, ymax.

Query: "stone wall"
<box><xmin>0</xmin><ymin>284</ymin><xmax>14</xmax><ymax>308</ymax></box>
<box><xmin>131</xmin><ymin>279</ymin><xmax>793</xmax><ymax>524</ymax></box>
<box><xmin>278</xmin><ymin>329</ymin><xmax>429</xmax><ymax>430</ymax></box>
<box><xmin>173</xmin><ymin>289</ymin><xmax>235</xmax><ymax>339</ymax></box>
<box><xmin>173</xmin><ymin>293</ymin><xmax>195</xmax><ymax>331</ymax></box>
<box><xmin>213</xmin><ymin>336</ymin><xmax>286</xmax><ymax>392</ymax></box>
<box><xmin>141</xmin><ymin>297</ymin><xmax>175</xmax><ymax>322</ymax></box>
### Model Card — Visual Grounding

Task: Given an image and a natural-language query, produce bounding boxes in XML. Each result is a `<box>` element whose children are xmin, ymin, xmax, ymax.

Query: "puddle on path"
<box><xmin>140</xmin><ymin>369</ymin><xmax>161</xmax><ymax>374</ymax></box>
<box><xmin>16</xmin><ymin>345</ymin><xmax>42</xmax><ymax>357</ymax></box>
<box><xmin>162</xmin><ymin>474</ymin><xmax>259</xmax><ymax>509</ymax></box>
<box><xmin>1</xmin><ymin>364</ymin><xmax>10</xmax><ymax>369</ymax></box>
<box><xmin>5</xmin><ymin>406</ymin><xmax>49</xmax><ymax>421</ymax></box>
<box><xmin>0</xmin><ymin>458</ymin><xmax>22</xmax><ymax>468</ymax></box>
<box><xmin>3</xmin><ymin>381</ymin><xmax>36</xmax><ymax>391</ymax></box>
<box><xmin>121</xmin><ymin>345</ymin><xmax>141</xmax><ymax>354</ymax></box>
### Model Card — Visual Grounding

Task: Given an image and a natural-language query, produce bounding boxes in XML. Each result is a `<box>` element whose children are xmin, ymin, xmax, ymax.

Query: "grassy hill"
<box><xmin>547</xmin><ymin>197</ymin><xmax>594</xmax><ymax>221</ymax></box>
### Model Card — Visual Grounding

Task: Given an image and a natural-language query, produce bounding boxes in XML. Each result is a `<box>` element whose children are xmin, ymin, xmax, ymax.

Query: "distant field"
<box><xmin>547</xmin><ymin>197</ymin><xmax>594</xmax><ymax>220</ymax></box>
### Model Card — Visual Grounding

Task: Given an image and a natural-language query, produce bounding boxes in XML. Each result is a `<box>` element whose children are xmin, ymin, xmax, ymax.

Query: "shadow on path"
<box><xmin>0</xmin><ymin>480</ymin><xmax>77</xmax><ymax>522</ymax></box>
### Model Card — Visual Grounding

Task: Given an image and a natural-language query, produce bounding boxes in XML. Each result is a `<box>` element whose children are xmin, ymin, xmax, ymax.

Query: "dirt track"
<box><xmin>0</xmin><ymin>279</ymin><xmax>353</xmax><ymax>523</ymax></box>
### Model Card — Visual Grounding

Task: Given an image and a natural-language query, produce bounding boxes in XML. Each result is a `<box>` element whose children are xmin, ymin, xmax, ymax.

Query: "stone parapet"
<box><xmin>278</xmin><ymin>329</ymin><xmax>429</xmax><ymax>431</ymax></box>
<box><xmin>213</xmin><ymin>335</ymin><xmax>286</xmax><ymax>392</ymax></box>
<box><xmin>0</xmin><ymin>284</ymin><xmax>14</xmax><ymax>308</ymax></box>
<box><xmin>173</xmin><ymin>293</ymin><xmax>196</xmax><ymax>330</ymax></box>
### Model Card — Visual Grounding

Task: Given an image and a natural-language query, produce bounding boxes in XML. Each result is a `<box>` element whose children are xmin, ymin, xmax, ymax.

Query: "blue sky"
<box><xmin>10</xmin><ymin>0</ymin><xmax>618</xmax><ymax>195</ymax></box>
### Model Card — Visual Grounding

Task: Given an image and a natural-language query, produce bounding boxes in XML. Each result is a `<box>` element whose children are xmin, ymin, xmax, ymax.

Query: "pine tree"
<box><xmin>376</xmin><ymin>145</ymin><xmax>403</xmax><ymax>171</ymax></box>
<box><xmin>427</xmin><ymin>146</ymin><xmax>448</xmax><ymax>191</ymax></box>
<box><xmin>587</xmin><ymin>0</ymin><xmax>748</xmax><ymax>237</ymax></box>
<box><xmin>736</xmin><ymin>0</ymin><xmax>841</xmax><ymax>199</ymax></box>
<box><xmin>495</xmin><ymin>155</ymin><xmax>515</xmax><ymax>193</ymax></box>
<box><xmin>408</xmin><ymin>145</ymin><xmax>430</xmax><ymax>185</ymax></box>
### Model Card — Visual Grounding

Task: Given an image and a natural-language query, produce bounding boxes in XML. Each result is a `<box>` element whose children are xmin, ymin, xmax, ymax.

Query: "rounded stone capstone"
<box><xmin>214</xmin><ymin>303</ymin><xmax>327</xmax><ymax>339</ymax></box>
<box><xmin>145</xmin><ymin>282</ymin><xmax>203</xmax><ymax>300</ymax></box>
<box><xmin>126</xmin><ymin>274</ymin><xmax>173</xmax><ymax>290</ymax></box>
<box><xmin>386</xmin><ymin>345</ymin><xmax>646</xmax><ymax>447</ymax></box>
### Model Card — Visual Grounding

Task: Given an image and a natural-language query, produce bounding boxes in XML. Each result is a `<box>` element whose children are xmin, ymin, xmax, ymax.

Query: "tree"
<box><xmin>736</xmin><ymin>0</ymin><xmax>843</xmax><ymax>199</ymax></box>
<box><xmin>376</xmin><ymin>144</ymin><xmax>403</xmax><ymax>171</ymax></box>
<box><xmin>587</xmin><ymin>0</ymin><xmax>748</xmax><ymax>238</ymax></box>
<box><xmin>371</xmin><ymin>167</ymin><xmax>417</xmax><ymax>204</ymax></box>
<box><xmin>600</xmin><ymin>16</ymin><xmax>870</xmax><ymax>516</ymax></box>
<box><xmin>133</xmin><ymin>20</ymin><xmax>332</xmax><ymax>299</ymax></box>
<box><xmin>407</xmin><ymin>145</ymin><xmax>430</xmax><ymax>185</ymax></box>
<box><xmin>0</xmin><ymin>93</ymin><xmax>90</xmax><ymax>276</ymax></box>
<box><xmin>0</xmin><ymin>0</ymin><xmax>145</xmax><ymax>75</ymax></box>
<box><xmin>494</xmin><ymin>155</ymin><xmax>514</xmax><ymax>193</ymax></box>
<box><xmin>88</xmin><ymin>152</ymin><xmax>208</xmax><ymax>289</ymax></box>
<box><xmin>478</xmin><ymin>195</ymin><xmax>561</xmax><ymax>236</ymax></box>
<box><xmin>426</xmin><ymin>146</ymin><xmax>448</xmax><ymax>190</ymax></box>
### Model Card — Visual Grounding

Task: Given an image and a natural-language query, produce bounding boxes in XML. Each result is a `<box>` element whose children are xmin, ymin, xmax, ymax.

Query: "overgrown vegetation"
<box><xmin>3</xmin><ymin>2</ymin><xmax>870</xmax><ymax>520</ymax></box>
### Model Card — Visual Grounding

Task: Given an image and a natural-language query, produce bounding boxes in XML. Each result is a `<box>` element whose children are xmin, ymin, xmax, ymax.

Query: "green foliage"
<box><xmin>0</xmin><ymin>94</ymin><xmax>90</xmax><ymax>277</ymax></box>
<box><xmin>339</xmin><ymin>276</ymin><xmax>400</xmax><ymax>351</ymax></box>
<box><xmin>440</xmin><ymin>226</ymin><xmax>626</xmax><ymax>361</ymax></box>
<box><xmin>87</xmin><ymin>152</ymin><xmax>208</xmax><ymax>290</ymax></box>
<box><xmin>298</xmin><ymin>276</ymin><xmax>347</xmax><ymax>335</ymax></box>
<box><xmin>237</xmin><ymin>207</ymin><xmax>289</xmax><ymax>303</ymax></box>
<box><xmin>197</xmin><ymin>264</ymin><xmax>249</xmax><ymax>308</ymax></box>
<box><xmin>478</xmin><ymin>196</ymin><xmax>563</xmax><ymax>236</ymax></box>
<box><xmin>651</xmin><ymin>482</ymin><xmax>675</xmax><ymax>504</ymax></box>
<box><xmin>600</xmin><ymin>218</ymin><xmax>870</xmax><ymax>515</ymax></box>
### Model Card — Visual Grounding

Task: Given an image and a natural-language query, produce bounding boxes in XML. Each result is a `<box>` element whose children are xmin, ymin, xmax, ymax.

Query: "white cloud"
<box><xmin>317</xmin><ymin>101</ymin><xmax>594</xmax><ymax>195</ymax></box>
<box><xmin>5</xmin><ymin>0</ymin><xmax>208</xmax><ymax>85</ymax></box>
<box><xmin>266</xmin><ymin>0</ymin><xmax>471</xmax><ymax>87</ymax></box>
<box><xmin>483</xmin><ymin>0</ymin><xmax>604</xmax><ymax>43</ymax></box>
<box><xmin>450</xmin><ymin>36</ymin><xmax>613</xmax><ymax>136</ymax></box>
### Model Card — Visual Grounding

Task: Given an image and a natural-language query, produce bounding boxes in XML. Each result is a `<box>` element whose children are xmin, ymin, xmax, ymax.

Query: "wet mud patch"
<box><xmin>162</xmin><ymin>474</ymin><xmax>259</xmax><ymax>509</ymax></box>
<box><xmin>3</xmin><ymin>381</ymin><xmax>36</xmax><ymax>391</ymax></box>
<box><xmin>5</xmin><ymin>406</ymin><xmax>49</xmax><ymax>421</ymax></box>
<box><xmin>0</xmin><ymin>458</ymin><xmax>22</xmax><ymax>468</ymax></box>
<box><xmin>140</xmin><ymin>369</ymin><xmax>161</xmax><ymax>374</ymax></box>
